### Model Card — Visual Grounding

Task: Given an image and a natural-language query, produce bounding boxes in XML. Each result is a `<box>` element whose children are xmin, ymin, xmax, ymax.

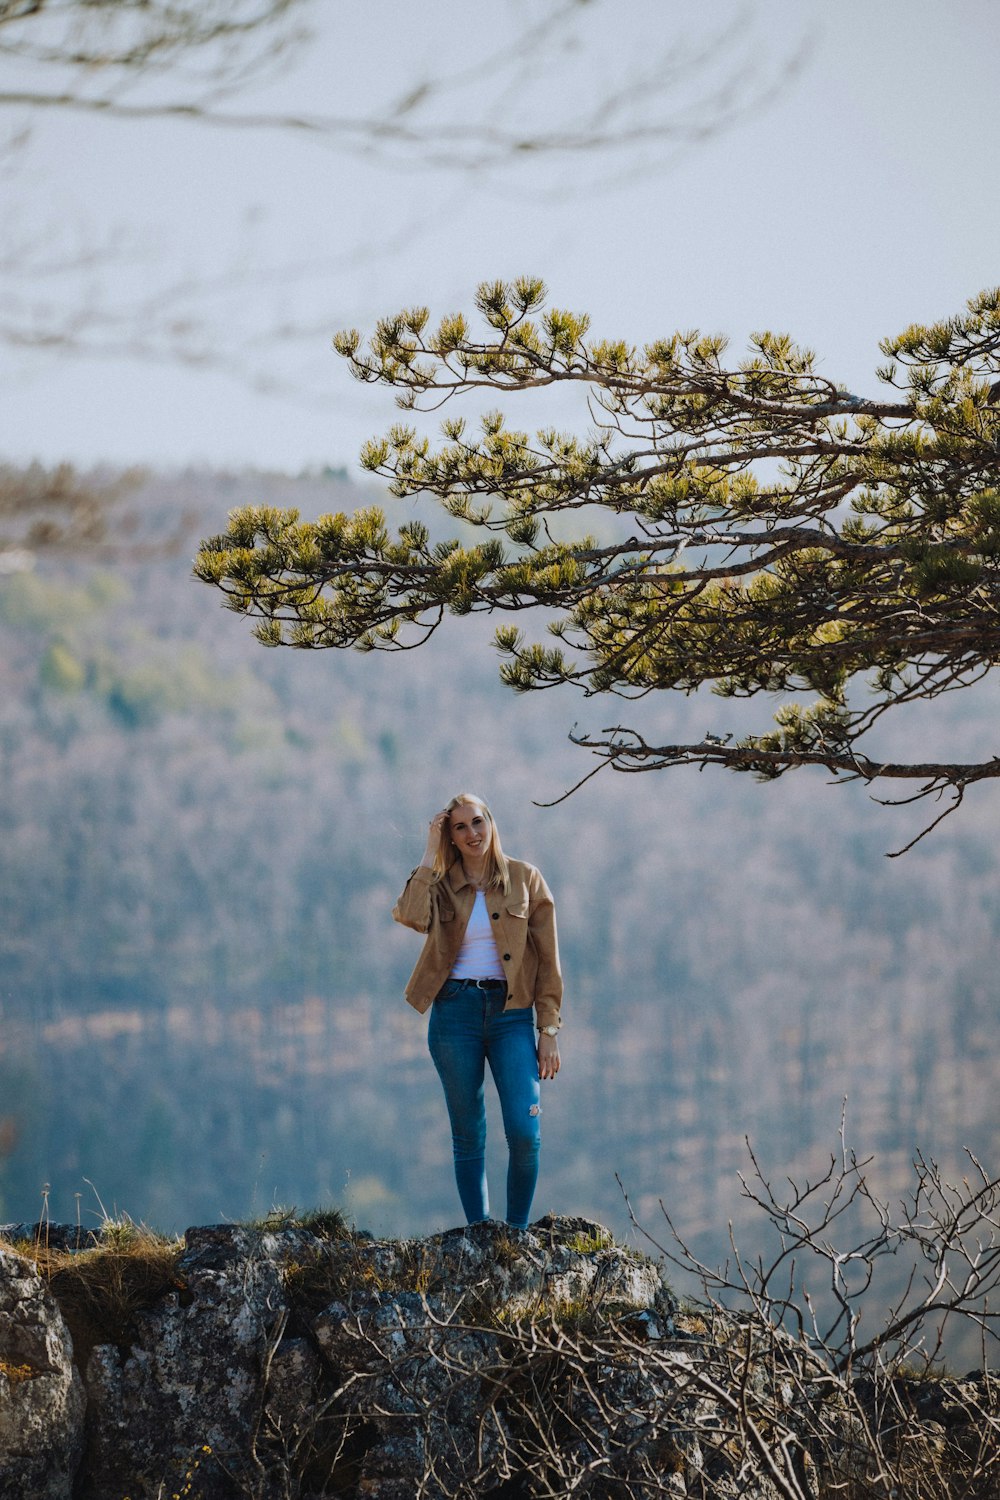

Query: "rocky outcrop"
<box><xmin>305</xmin><ymin>1215</ymin><xmax>671</xmax><ymax>1500</ymax></box>
<box><xmin>80</xmin><ymin>1222</ymin><xmax>297</xmax><ymax>1499</ymax></box>
<box><xmin>0</xmin><ymin>1215</ymin><xmax>673</xmax><ymax>1499</ymax></box>
<box><xmin>0</xmin><ymin>1247</ymin><xmax>86</xmax><ymax>1500</ymax></box>
<box><xmin>0</xmin><ymin>1216</ymin><xmax>994</xmax><ymax>1499</ymax></box>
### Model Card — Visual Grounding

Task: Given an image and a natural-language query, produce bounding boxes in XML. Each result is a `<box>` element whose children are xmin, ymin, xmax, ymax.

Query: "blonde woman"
<box><xmin>393</xmin><ymin>793</ymin><xmax>562</xmax><ymax>1229</ymax></box>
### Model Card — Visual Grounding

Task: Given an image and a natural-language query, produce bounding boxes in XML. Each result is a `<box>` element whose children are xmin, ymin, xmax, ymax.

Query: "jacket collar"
<box><xmin>448</xmin><ymin>857</ymin><xmax>474</xmax><ymax>893</ymax></box>
<box><xmin>448</xmin><ymin>857</ymin><xmax>522</xmax><ymax>899</ymax></box>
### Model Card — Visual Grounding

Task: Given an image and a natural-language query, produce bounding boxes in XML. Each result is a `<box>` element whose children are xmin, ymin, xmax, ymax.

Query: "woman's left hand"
<box><xmin>537</xmin><ymin>1033</ymin><xmax>561</xmax><ymax>1080</ymax></box>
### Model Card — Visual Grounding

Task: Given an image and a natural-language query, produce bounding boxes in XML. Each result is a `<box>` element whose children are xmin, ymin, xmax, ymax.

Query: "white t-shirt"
<box><xmin>450</xmin><ymin>890</ymin><xmax>506</xmax><ymax>980</ymax></box>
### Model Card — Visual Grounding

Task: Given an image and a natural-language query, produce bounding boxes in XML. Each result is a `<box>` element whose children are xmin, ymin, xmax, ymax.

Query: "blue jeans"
<box><xmin>427</xmin><ymin>978</ymin><xmax>541</xmax><ymax>1229</ymax></box>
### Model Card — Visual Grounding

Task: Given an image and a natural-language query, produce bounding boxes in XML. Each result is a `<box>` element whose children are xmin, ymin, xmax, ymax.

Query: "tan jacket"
<box><xmin>392</xmin><ymin>859</ymin><xmax>563</xmax><ymax>1030</ymax></box>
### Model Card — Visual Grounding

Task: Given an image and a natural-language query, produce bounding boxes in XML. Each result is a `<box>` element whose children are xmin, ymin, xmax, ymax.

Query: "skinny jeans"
<box><xmin>427</xmin><ymin>978</ymin><xmax>541</xmax><ymax>1229</ymax></box>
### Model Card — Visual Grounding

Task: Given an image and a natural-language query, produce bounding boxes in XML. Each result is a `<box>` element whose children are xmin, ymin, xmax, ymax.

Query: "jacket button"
<box><xmin>492</xmin><ymin>912</ymin><xmax>499</xmax><ymax>920</ymax></box>
<box><xmin>503</xmin><ymin>953</ymin><xmax>511</xmax><ymax>962</ymax></box>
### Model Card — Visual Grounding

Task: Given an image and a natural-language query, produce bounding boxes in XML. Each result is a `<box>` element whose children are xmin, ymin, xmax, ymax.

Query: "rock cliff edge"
<box><xmin>0</xmin><ymin>1215</ymin><xmax>993</xmax><ymax>1499</ymax></box>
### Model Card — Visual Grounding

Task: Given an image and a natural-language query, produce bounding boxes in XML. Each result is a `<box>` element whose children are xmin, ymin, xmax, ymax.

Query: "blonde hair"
<box><xmin>434</xmin><ymin>792</ymin><xmax>511</xmax><ymax>895</ymax></box>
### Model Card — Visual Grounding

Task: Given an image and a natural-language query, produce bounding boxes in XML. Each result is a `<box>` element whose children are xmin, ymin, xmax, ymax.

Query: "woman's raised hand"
<box><xmin>421</xmin><ymin>809</ymin><xmax>449</xmax><ymax>867</ymax></box>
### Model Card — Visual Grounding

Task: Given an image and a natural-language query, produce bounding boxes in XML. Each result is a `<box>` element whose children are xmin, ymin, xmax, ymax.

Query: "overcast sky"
<box><xmin>2</xmin><ymin>0</ymin><xmax>998</xmax><ymax>474</ymax></box>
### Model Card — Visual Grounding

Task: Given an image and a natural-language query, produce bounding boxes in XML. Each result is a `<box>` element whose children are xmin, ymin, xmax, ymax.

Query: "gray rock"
<box><xmin>4</xmin><ymin>1215</ymin><xmax>985</xmax><ymax>1499</ymax></box>
<box><xmin>307</xmin><ymin>1218</ymin><xmax>674</xmax><ymax>1496</ymax></box>
<box><xmin>320</xmin><ymin>1214</ymin><xmax>666</xmax><ymax>1323</ymax></box>
<box><xmin>0</xmin><ymin>1223</ymin><xmax>101</xmax><ymax>1252</ymax></box>
<box><xmin>77</xmin><ymin>1223</ymin><xmax>314</xmax><ymax>1500</ymax></box>
<box><xmin>314</xmin><ymin>1289</ymin><xmax>505</xmax><ymax>1496</ymax></box>
<box><xmin>0</xmin><ymin>1247</ymin><xmax>86</xmax><ymax>1500</ymax></box>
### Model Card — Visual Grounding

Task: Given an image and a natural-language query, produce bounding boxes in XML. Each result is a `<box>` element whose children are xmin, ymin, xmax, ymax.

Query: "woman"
<box><xmin>393</xmin><ymin>793</ymin><xmax>562</xmax><ymax>1230</ymax></box>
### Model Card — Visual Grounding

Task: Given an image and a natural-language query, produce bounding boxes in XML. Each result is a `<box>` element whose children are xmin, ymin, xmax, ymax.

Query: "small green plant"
<box><xmin>565</xmin><ymin>1227</ymin><xmax>614</xmax><ymax>1255</ymax></box>
<box><xmin>293</xmin><ymin>1205</ymin><xmax>352</xmax><ymax>1242</ymax></box>
<box><xmin>99</xmin><ymin>1215</ymin><xmax>140</xmax><ymax>1252</ymax></box>
<box><xmin>492</xmin><ymin>1230</ymin><xmax>522</xmax><ymax>1268</ymax></box>
<box><xmin>242</xmin><ymin>1203</ymin><xmax>354</xmax><ymax>1241</ymax></box>
<box><xmin>542</xmin><ymin>1294</ymin><xmax>607</xmax><ymax>1336</ymax></box>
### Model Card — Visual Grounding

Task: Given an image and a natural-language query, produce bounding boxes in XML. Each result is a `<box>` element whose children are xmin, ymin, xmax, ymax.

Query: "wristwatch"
<box><xmin>538</xmin><ymin>1025</ymin><xmax>559</xmax><ymax>1037</ymax></box>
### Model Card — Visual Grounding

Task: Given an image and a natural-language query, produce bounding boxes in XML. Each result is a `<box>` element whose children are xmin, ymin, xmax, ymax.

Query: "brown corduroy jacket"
<box><xmin>392</xmin><ymin>859</ymin><xmax>563</xmax><ymax>1030</ymax></box>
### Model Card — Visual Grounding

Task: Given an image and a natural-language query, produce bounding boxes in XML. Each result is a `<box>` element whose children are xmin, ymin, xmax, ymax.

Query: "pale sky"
<box><xmin>2</xmin><ymin>0</ymin><xmax>998</xmax><ymax>474</ymax></box>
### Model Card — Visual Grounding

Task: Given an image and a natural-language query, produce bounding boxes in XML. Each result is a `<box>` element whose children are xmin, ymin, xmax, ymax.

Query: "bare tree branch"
<box><xmin>0</xmin><ymin>0</ymin><xmax>807</xmax><ymax>542</ymax></box>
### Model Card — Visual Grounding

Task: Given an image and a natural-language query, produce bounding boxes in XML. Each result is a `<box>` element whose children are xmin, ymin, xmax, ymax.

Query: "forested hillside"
<box><xmin>1</xmin><ymin>470</ymin><xmax>997</xmax><ymax>1359</ymax></box>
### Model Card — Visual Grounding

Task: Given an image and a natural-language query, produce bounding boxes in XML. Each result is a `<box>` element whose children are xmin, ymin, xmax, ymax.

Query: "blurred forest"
<box><xmin>1</xmin><ymin>468</ymin><xmax>997</xmax><ymax>1360</ymax></box>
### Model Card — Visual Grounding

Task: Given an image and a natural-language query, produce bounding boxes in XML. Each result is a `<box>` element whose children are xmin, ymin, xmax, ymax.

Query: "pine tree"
<box><xmin>196</xmin><ymin>280</ymin><xmax>1000</xmax><ymax>845</ymax></box>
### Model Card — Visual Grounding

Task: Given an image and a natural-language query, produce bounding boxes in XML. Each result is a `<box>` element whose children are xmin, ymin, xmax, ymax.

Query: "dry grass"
<box><xmin>4</xmin><ymin>1220</ymin><xmax>184</xmax><ymax>1369</ymax></box>
<box><xmin>283</xmin><ymin>1234</ymin><xmax>447</xmax><ymax>1322</ymax></box>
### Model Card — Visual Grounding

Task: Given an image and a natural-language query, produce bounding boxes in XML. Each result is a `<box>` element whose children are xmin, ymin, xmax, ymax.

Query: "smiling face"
<box><xmin>448</xmin><ymin>801</ymin><xmax>493</xmax><ymax>866</ymax></box>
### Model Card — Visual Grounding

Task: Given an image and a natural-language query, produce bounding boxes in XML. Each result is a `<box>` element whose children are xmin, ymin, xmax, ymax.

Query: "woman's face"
<box><xmin>448</xmin><ymin>802</ymin><xmax>493</xmax><ymax>863</ymax></box>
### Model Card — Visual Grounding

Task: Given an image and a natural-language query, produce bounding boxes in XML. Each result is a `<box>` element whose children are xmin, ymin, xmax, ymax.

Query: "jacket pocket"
<box><xmin>505</xmin><ymin>897</ymin><xmax>530</xmax><ymax>919</ymax></box>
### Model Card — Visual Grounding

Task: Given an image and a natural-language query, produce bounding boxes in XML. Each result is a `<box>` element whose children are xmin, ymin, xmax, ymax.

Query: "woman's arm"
<box><xmin>392</xmin><ymin>811</ymin><xmax>448</xmax><ymax>932</ymax></box>
<box><xmin>527</xmin><ymin>869</ymin><xmax>562</xmax><ymax>1031</ymax></box>
<box><xmin>527</xmin><ymin>866</ymin><xmax>562</xmax><ymax>1079</ymax></box>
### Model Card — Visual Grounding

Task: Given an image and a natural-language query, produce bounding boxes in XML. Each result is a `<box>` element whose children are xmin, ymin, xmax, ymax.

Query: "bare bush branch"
<box><xmin>254</xmin><ymin>1143</ymin><xmax>1000</xmax><ymax>1498</ymax></box>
